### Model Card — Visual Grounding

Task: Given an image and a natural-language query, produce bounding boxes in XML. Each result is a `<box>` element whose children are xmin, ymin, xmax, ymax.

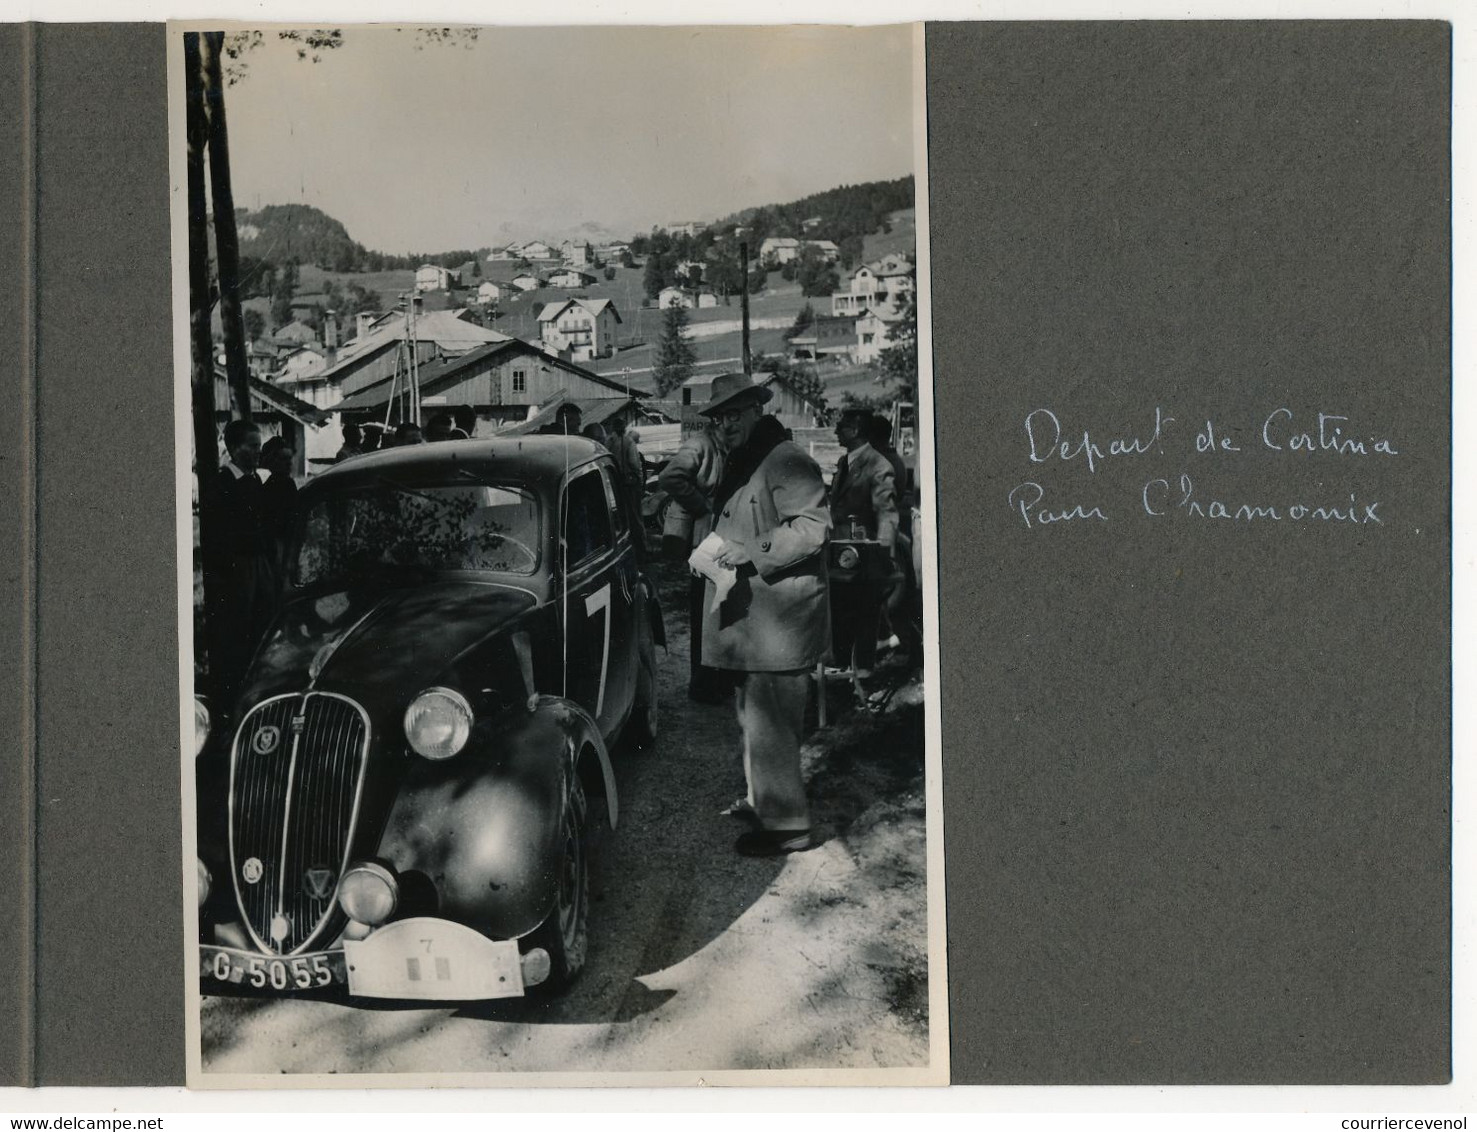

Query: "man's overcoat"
<box><xmin>702</xmin><ymin>437</ymin><xmax>831</xmax><ymax>672</ymax></box>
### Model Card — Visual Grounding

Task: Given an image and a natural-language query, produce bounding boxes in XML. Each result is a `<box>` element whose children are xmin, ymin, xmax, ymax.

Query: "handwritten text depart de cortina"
<box><xmin>1009</xmin><ymin>408</ymin><xmax>1399</xmax><ymax>529</ymax></box>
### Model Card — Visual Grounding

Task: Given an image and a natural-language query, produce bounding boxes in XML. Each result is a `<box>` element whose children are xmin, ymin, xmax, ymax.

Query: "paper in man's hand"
<box><xmin>689</xmin><ymin>532</ymin><xmax>739</xmax><ymax>612</ymax></box>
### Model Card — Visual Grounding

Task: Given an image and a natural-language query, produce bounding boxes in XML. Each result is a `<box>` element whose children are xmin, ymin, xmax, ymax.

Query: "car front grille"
<box><xmin>230</xmin><ymin>692</ymin><xmax>369</xmax><ymax>955</ymax></box>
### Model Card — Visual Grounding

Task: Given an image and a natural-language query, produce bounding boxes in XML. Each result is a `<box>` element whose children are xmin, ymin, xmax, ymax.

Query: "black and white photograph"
<box><xmin>173</xmin><ymin>22</ymin><xmax>944</xmax><ymax>1086</ymax></box>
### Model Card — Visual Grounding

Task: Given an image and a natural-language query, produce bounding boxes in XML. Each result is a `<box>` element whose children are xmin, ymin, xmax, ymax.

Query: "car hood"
<box><xmin>242</xmin><ymin>578</ymin><xmax>539</xmax><ymax>707</ymax></box>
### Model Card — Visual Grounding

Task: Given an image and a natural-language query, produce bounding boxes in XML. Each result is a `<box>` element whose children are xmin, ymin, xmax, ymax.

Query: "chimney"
<box><xmin>324</xmin><ymin>310</ymin><xmax>339</xmax><ymax>350</ymax></box>
<box><xmin>356</xmin><ymin>312</ymin><xmax>375</xmax><ymax>340</ymax></box>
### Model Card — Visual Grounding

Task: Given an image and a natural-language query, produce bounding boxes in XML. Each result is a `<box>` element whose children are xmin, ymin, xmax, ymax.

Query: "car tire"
<box><xmin>526</xmin><ymin>770</ymin><xmax>589</xmax><ymax>995</ymax></box>
<box><xmin>628</xmin><ymin>608</ymin><xmax>659</xmax><ymax>749</ymax></box>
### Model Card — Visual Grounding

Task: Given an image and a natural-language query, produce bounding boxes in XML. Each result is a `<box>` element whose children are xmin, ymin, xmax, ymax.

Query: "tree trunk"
<box><xmin>185</xmin><ymin>32</ymin><xmax>220</xmax><ymax>692</ymax></box>
<box><xmin>200</xmin><ymin>30</ymin><xmax>252</xmax><ymax>421</ymax></box>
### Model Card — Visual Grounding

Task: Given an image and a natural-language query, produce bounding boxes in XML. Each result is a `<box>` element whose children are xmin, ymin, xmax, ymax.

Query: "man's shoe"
<box><xmin>735</xmin><ymin>827</ymin><xmax>816</xmax><ymax>857</ymax></box>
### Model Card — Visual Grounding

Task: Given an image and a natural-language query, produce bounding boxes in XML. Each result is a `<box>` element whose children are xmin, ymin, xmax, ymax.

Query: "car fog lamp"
<box><xmin>337</xmin><ymin>862</ymin><xmax>398</xmax><ymax>926</ymax></box>
<box><xmin>196</xmin><ymin>859</ymin><xmax>211</xmax><ymax>908</ymax></box>
<box><xmin>193</xmin><ymin>697</ymin><xmax>210</xmax><ymax>758</ymax></box>
<box><xmin>404</xmin><ymin>687</ymin><xmax>472</xmax><ymax>760</ymax></box>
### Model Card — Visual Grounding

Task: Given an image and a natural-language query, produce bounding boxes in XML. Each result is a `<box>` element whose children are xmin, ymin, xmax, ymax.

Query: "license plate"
<box><xmin>201</xmin><ymin>945</ymin><xmax>346</xmax><ymax>991</ymax></box>
<box><xmin>343</xmin><ymin>917</ymin><xmax>525</xmax><ymax>1000</ymax></box>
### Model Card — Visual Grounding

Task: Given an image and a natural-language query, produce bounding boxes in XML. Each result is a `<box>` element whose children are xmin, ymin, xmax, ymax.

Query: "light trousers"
<box><xmin>735</xmin><ymin>670</ymin><xmax>812</xmax><ymax>831</ymax></box>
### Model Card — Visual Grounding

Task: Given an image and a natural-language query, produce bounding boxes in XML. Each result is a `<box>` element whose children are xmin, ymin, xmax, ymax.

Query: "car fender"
<box><xmin>375</xmin><ymin>696</ymin><xmax>615</xmax><ymax>941</ymax></box>
<box><xmin>641</xmin><ymin>573</ymin><xmax>667</xmax><ymax>650</ymax></box>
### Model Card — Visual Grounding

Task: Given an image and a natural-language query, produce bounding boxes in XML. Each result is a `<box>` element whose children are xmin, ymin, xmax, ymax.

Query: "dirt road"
<box><xmin>200</xmin><ymin>559</ymin><xmax>931</xmax><ymax>1078</ymax></box>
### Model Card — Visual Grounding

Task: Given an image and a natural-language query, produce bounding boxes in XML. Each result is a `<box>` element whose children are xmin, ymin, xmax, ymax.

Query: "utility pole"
<box><xmin>199</xmin><ymin>30</ymin><xmax>252</xmax><ymax>421</ymax></box>
<box><xmin>740</xmin><ymin>239</ymin><xmax>751</xmax><ymax>375</ymax></box>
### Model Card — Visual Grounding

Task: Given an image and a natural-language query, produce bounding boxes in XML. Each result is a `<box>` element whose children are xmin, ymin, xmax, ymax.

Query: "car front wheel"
<box><xmin>526</xmin><ymin>770</ymin><xmax>589</xmax><ymax>994</ymax></box>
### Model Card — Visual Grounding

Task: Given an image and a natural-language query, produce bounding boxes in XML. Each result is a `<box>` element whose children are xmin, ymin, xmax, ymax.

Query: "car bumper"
<box><xmin>200</xmin><ymin>917</ymin><xmax>550</xmax><ymax>1001</ymax></box>
<box><xmin>344</xmin><ymin>917</ymin><xmax>547</xmax><ymax>1000</ymax></box>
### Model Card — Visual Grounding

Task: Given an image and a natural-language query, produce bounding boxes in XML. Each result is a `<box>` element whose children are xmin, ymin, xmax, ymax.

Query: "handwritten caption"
<box><xmin>1010</xmin><ymin>408</ymin><xmax>1399</xmax><ymax>530</ymax></box>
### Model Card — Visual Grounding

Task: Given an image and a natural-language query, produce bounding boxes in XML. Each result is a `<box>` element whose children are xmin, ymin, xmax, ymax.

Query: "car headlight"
<box><xmin>193</xmin><ymin>697</ymin><xmax>210</xmax><ymax>758</ymax></box>
<box><xmin>337</xmin><ymin>861</ymin><xmax>398</xmax><ymax>926</ymax></box>
<box><xmin>197</xmin><ymin>859</ymin><xmax>211</xmax><ymax>908</ymax></box>
<box><xmin>403</xmin><ymin>687</ymin><xmax>472</xmax><ymax>760</ymax></box>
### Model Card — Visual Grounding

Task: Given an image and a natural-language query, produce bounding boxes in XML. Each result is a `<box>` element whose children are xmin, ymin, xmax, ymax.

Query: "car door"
<box><xmin>557</xmin><ymin>463</ymin><xmax>635</xmax><ymax>738</ymax></box>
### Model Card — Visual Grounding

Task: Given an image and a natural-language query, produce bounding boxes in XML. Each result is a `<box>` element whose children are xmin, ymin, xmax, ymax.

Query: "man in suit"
<box><xmin>828</xmin><ymin>408</ymin><xmax>899</xmax><ymax>683</ymax></box>
<box><xmin>203</xmin><ymin>419</ymin><xmax>271</xmax><ymax>711</ymax></box>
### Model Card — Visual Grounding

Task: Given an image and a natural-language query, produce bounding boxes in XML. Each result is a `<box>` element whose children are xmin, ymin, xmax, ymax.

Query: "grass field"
<box><xmin>861</xmin><ymin>209</ymin><xmax>916</xmax><ymax>264</ymax></box>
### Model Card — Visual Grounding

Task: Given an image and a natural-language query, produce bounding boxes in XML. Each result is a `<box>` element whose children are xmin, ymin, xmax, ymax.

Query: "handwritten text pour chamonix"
<box><xmin>1009</xmin><ymin>407</ymin><xmax>1399</xmax><ymax>529</ymax></box>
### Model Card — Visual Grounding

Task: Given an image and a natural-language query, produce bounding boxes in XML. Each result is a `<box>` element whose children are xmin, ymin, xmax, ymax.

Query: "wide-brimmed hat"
<box><xmin>699</xmin><ymin>372</ymin><xmax>773</xmax><ymax>418</ymax></box>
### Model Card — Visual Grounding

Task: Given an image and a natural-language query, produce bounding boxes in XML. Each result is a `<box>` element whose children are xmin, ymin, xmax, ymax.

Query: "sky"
<box><xmin>216</xmin><ymin>24</ymin><xmax>916</xmax><ymax>255</ymax></box>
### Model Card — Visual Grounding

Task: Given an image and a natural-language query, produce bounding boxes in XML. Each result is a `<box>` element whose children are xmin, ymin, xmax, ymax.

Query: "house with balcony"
<box><xmin>831</xmin><ymin>253</ymin><xmax>916</xmax><ymax>317</ymax></box>
<box><xmin>537</xmin><ymin>297</ymin><xmax>622</xmax><ymax>361</ymax></box>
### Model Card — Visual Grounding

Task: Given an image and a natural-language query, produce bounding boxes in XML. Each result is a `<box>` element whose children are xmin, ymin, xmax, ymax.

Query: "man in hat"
<box><xmin>701</xmin><ymin>372</ymin><xmax>831</xmax><ymax>856</ymax></box>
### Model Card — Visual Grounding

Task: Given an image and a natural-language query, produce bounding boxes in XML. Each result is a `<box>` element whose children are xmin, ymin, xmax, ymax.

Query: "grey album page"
<box><xmin>929</xmin><ymin>21</ymin><xmax>1450</xmax><ymax>1083</ymax></box>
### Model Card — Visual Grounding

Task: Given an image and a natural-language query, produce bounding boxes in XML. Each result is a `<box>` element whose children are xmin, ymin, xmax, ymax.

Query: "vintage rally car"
<box><xmin>194</xmin><ymin>436</ymin><xmax>662</xmax><ymax>1001</ymax></box>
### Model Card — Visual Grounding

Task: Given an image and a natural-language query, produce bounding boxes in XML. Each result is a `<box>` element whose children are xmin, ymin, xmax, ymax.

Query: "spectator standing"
<box><xmin>657</xmin><ymin>417</ymin><xmax>727</xmax><ymax>702</ymax></box>
<box><xmin>700</xmin><ymin>373</ymin><xmax>830</xmax><ymax>856</ymax></box>
<box><xmin>393</xmin><ymin>421</ymin><xmax>425</xmax><ymax>447</ymax></box>
<box><xmin>451</xmin><ymin>404</ymin><xmax>477</xmax><ymax>439</ymax></box>
<box><xmin>202</xmin><ymin>420</ymin><xmax>272</xmax><ymax>710</ymax></box>
<box><xmin>606</xmin><ymin>415</ymin><xmax>645</xmax><ymax>527</ymax></box>
<box><xmin>536</xmin><ymin>402</ymin><xmax>583</xmax><ymax>437</ymax></box>
<box><xmin>335</xmin><ymin>422</ymin><xmax>363</xmax><ymax>462</ymax></box>
<box><xmin>827</xmin><ymin>408</ymin><xmax>899</xmax><ymax>682</ymax></box>
<box><xmin>258</xmin><ymin>434</ymin><xmax>299</xmax><ymax>586</ymax></box>
<box><xmin>867</xmin><ymin>412</ymin><xmax>918</xmax><ymax>658</ymax></box>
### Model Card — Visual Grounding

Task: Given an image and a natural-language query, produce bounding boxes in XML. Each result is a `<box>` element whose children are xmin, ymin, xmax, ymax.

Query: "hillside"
<box><xmin>236</xmin><ymin>204</ymin><xmax>369</xmax><ymax>272</ymax></box>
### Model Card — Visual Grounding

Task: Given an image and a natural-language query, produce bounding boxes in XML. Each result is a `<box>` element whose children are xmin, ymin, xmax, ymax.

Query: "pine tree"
<box><xmin>653</xmin><ymin>300</ymin><xmax>696</xmax><ymax>396</ymax></box>
<box><xmin>878</xmin><ymin>299</ymin><xmax>918</xmax><ymax>398</ymax></box>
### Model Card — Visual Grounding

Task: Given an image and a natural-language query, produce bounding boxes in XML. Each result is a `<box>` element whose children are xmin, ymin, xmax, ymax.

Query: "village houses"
<box><xmin>537</xmin><ymin>297</ymin><xmax>622</xmax><ymax>361</ymax></box>
<box><xmin>546</xmin><ymin>266</ymin><xmax>599</xmax><ymax>289</ymax></box>
<box><xmin>854</xmin><ymin>306</ymin><xmax>908</xmax><ymax>364</ymax></box>
<box><xmin>656</xmin><ymin>286</ymin><xmax>718</xmax><ymax>310</ymax></box>
<box><xmin>831</xmin><ymin>252</ymin><xmax>916</xmax><ymax>316</ymax></box>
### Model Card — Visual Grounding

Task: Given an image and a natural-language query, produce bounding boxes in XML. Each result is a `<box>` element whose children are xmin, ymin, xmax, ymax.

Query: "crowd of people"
<box><xmin>199</xmin><ymin>381</ymin><xmax>919</xmax><ymax>860</ymax></box>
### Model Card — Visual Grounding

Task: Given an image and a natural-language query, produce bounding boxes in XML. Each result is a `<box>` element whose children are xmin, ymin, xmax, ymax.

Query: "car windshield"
<box><xmin>294</xmin><ymin>479</ymin><xmax>541</xmax><ymax>588</ymax></box>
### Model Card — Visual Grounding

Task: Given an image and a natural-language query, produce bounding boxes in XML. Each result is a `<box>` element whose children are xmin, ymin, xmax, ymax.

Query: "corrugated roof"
<box><xmin>329</xmin><ymin>338</ymin><xmax>636</xmax><ymax>412</ymax></box>
<box><xmin>317</xmin><ymin>308</ymin><xmax>509</xmax><ymax>383</ymax></box>
<box><xmin>536</xmin><ymin>297</ymin><xmax>622</xmax><ymax>324</ymax></box>
<box><xmin>212</xmin><ymin>365</ymin><xmax>329</xmax><ymax>426</ymax></box>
